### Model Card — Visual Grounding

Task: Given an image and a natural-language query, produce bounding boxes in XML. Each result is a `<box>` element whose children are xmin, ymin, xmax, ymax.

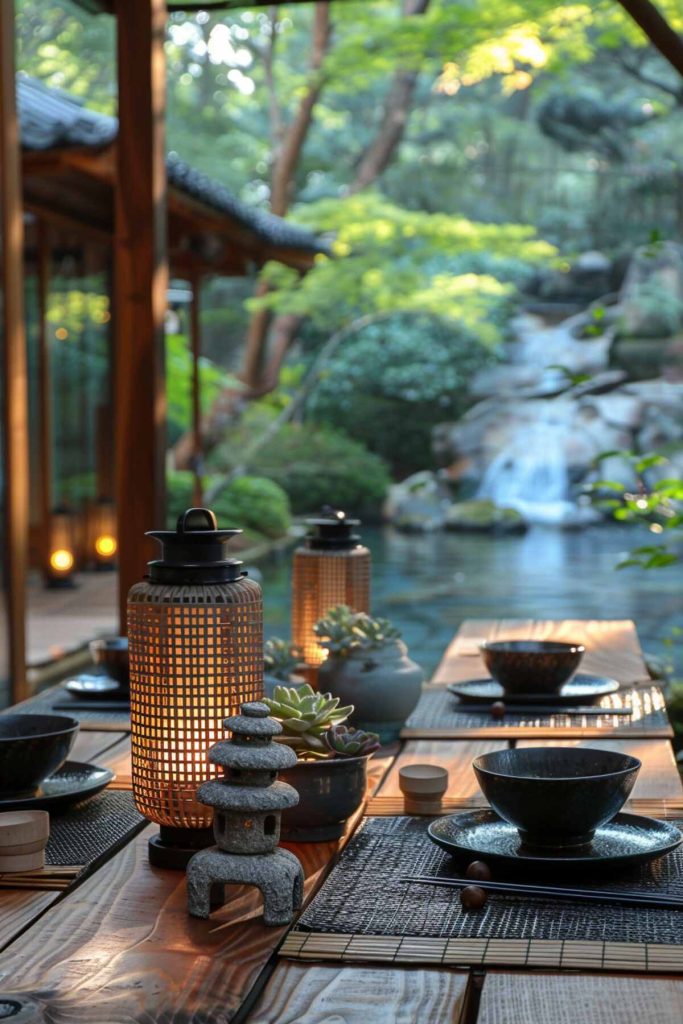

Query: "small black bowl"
<box><xmin>90</xmin><ymin>636</ymin><xmax>129</xmax><ymax>693</ymax></box>
<box><xmin>0</xmin><ymin>714</ymin><xmax>80</xmax><ymax>797</ymax></box>
<box><xmin>479</xmin><ymin>640</ymin><xmax>584</xmax><ymax>695</ymax></box>
<box><xmin>473</xmin><ymin>746</ymin><xmax>640</xmax><ymax>851</ymax></box>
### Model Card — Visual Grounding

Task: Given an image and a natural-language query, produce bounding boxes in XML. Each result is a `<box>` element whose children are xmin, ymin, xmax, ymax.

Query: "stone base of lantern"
<box><xmin>148</xmin><ymin>825</ymin><xmax>215</xmax><ymax>870</ymax></box>
<box><xmin>187</xmin><ymin>846</ymin><xmax>304</xmax><ymax>926</ymax></box>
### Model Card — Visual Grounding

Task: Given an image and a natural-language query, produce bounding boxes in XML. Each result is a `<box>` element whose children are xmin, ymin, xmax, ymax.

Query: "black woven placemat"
<box><xmin>403</xmin><ymin>684</ymin><xmax>669</xmax><ymax>736</ymax></box>
<box><xmin>297</xmin><ymin>815</ymin><xmax>683</xmax><ymax>945</ymax></box>
<box><xmin>46</xmin><ymin>789</ymin><xmax>146</xmax><ymax>875</ymax></box>
<box><xmin>3</xmin><ymin>688</ymin><xmax>130</xmax><ymax>730</ymax></box>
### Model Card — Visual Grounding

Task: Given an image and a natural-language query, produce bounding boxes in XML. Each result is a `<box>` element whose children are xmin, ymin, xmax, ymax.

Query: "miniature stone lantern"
<box><xmin>187</xmin><ymin>701</ymin><xmax>304</xmax><ymax>926</ymax></box>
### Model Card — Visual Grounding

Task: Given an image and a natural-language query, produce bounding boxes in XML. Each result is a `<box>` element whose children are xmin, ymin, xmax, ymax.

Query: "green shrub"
<box><xmin>244</xmin><ymin>425</ymin><xmax>391</xmax><ymax>517</ymax></box>
<box><xmin>166</xmin><ymin>471</ymin><xmax>291</xmax><ymax>539</ymax></box>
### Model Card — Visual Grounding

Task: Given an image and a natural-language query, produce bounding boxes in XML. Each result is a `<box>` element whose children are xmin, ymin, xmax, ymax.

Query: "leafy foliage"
<box><xmin>166</xmin><ymin>471</ymin><xmax>291</xmax><ymax>539</ymax></box>
<box><xmin>314</xmin><ymin>605</ymin><xmax>402</xmax><ymax>657</ymax></box>
<box><xmin>211</xmin><ymin>412</ymin><xmax>391</xmax><ymax>516</ymax></box>
<box><xmin>264</xmin><ymin>683</ymin><xmax>353</xmax><ymax>759</ymax></box>
<box><xmin>324</xmin><ymin>724</ymin><xmax>381</xmax><ymax>759</ymax></box>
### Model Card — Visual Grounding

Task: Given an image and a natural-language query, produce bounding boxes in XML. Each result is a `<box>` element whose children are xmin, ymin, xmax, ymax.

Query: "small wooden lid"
<box><xmin>0</xmin><ymin>810</ymin><xmax>50</xmax><ymax>848</ymax></box>
<box><xmin>0</xmin><ymin>848</ymin><xmax>45</xmax><ymax>872</ymax></box>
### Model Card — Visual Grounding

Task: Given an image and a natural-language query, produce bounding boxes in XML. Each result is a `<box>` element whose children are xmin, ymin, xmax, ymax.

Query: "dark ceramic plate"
<box><xmin>0</xmin><ymin>761</ymin><xmax>115</xmax><ymax>812</ymax></box>
<box><xmin>447</xmin><ymin>674</ymin><xmax>620</xmax><ymax>706</ymax></box>
<box><xmin>64</xmin><ymin>673</ymin><xmax>127</xmax><ymax>701</ymax></box>
<box><xmin>428</xmin><ymin>809</ymin><xmax>682</xmax><ymax>871</ymax></box>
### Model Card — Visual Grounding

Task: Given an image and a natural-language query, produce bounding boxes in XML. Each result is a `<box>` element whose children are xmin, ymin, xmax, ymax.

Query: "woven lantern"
<box><xmin>86</xmin><ymin>497</ymin><xmax>117</xmax><ymax>570</ymax></box>
<box><xmin>291</xmin><ymin>507</ymin><xmax>371</xmax><ymax>668</ymax></box>
<box><xmin>44</xmin><ymin>506</ymin><xmax>78</xmax><ymax>588</ymax></box>
<box><xmin>128</xmin><ymin>507</ymin><xmax>263</xmax><ymax>868</ymax></box>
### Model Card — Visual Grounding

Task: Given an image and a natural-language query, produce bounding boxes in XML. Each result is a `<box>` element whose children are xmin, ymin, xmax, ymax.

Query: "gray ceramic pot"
<box><xmin>279</xmin><ymin>755</ymin><xmax>369</xmax><ymax>842</ymax></box>
<box><xmin>318</xmin><ymin>640</ymin><xmax>423</xmax><ymax>743</ymax></box>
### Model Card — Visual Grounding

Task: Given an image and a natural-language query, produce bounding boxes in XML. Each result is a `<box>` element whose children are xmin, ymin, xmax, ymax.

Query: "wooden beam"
<box><xmin>0</xmin><ymin>0</ymin><xmax>29</xmax><ymax>702</ymax></box>
<box><xmin>113</xmin><ymin>0</ymin><xmax>168</xmax><ymax>632</ymax></box>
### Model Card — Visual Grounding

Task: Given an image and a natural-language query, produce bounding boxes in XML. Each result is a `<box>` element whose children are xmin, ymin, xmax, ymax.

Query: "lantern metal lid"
<box><xmin>146</xmin><ymin>507</ymin><xmax>244</xmax><ymax>583</ymax></box>
<box><xmin>303</xmin><ymin>506</ymin><xmax>361</xmax><ymax>551</ymax></box>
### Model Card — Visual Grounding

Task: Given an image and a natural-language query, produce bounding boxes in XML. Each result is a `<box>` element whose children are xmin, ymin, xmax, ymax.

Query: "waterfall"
<box><xmin>477</xmin><ymin>401</ymin><xmax>597</xmax><ymax>526</ymax></box>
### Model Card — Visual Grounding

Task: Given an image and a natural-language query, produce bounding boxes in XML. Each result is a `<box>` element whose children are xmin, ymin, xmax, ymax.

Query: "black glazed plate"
<box><xmin>0</xmin><ymin>761</ymin><xmax>115</xmax><ymax>812</ymax></box>
<box><xmin>448</xmin><ymin>674</ymin><xmax>620</xmax><ymax>707</ymax></box>
<box><xmin>428</xmin><ymin>809</ymin><xmax>682</xmax><ymax>871</ymax></box>
<box><xmin>64</xmin><ymin>673</ymin><xmax>128</xmax><ymax>702</ymax></box>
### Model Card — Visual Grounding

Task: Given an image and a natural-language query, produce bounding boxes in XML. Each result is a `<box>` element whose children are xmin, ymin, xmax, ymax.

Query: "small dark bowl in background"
<box><xmin>0</xmin><ymin>714</ymin><xmax>80</xmax><ymax>796</ymax></box>
<box><xmin>479</xmin><ymin>639</ymin><xmax>584</xmax><ymax>695</ymax></box>
<box><xmin>473</xmin><ymin>746</ymin><xmax>640</xmax><ymax>850</ymax></box>
<box><xmin>90</xmin><ymin>636</ymin><xmax>129</xmax><ymax>693</ymax></box>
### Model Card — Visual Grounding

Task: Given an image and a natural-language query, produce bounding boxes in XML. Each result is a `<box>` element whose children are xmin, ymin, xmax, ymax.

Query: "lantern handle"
<box><xmin>177</xmin><ymin>508</ymin><xmax>218</xmax><ymax>533</ymax></box>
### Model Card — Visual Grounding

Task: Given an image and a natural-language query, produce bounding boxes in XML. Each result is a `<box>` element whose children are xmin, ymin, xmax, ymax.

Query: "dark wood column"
<box><xmin>114</xmin><ymin>0</ymin><xmax>168</xmax><ymax>631</ymax></box>
<box><xmin>0</xmin><ymin>0</ymin><xmax>29</xmax><ymax>702</ymax></box>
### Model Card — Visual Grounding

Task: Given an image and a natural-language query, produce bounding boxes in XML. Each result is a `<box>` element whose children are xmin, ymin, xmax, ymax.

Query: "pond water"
<box><xmin>257</xmin><ymin>525</ymin><xmax>682</xmax><ymax>677</ymax></box>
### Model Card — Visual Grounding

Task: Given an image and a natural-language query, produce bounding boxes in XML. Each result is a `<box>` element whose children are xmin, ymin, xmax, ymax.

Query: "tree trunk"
<box><xmin>348</xmin><ymin>0</ymin><xmax>431</xmax><ymax>194</ymax></box>
<box><xmin>616</xmin><ymin>0</ymin><xmax>683</xmax><ymax>77</ymax></box>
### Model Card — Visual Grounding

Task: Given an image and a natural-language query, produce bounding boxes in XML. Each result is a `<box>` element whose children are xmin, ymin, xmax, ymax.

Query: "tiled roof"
<box><xmin>17</xmin><ymin>74</ymin><xmax>323</xmax><ymax>253</ymax></box>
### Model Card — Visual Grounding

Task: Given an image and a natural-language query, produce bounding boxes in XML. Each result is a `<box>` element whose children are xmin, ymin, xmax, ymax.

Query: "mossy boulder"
<box><xmin>444</xmin><ymin>499</ymin><xmax>526</xmax><ymax>534</ymax></box>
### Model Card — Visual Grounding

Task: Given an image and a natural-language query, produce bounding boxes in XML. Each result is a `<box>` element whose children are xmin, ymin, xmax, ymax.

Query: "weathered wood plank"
<box><xmin>477</xmin><ymin>972</ymin><xmax>683</xmax><ymax>1024</ymax></box>
<box><xmin>433</xmin><ymin>620</ymin><xmax>646</xmax><ymax>686</ymax></box>
<box><xmin>0</xmin><ymin>891</ymin><xmax>58</xmax><ymax>954</ymax></box>
<box><xmin>249</xmin><ymin>963</ymin><xmax>469</xmax><ymax>1023</ymax></box>
<box><xmin>375</xmin><ymin>739</ymin><xmax>507</xmax><ymax>799</ymax></box>
<box><xmin>518</xmin><ymin>738</ymin><xmax>683</xmax><ymax>801</ymax></box>
<box><xmin>70</xmin><ymin>730</ymin><xmax>129</xmax><ymax>766</ymax></box>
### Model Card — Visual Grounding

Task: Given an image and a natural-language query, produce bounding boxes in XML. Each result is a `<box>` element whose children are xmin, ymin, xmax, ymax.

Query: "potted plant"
<box><xmin>263</xmin><ymin>637</ymin><xmax>306</xmax><ymax>697</ymax></box>
<box><xmin>313</xmin><ymin>605</ymin><xmax>424</xmax><ymax>742</ymax></box>
<box><xmin>264</xmin><ymin>683</ymin><xmax>380</xmax><ymax>841</ymax></box>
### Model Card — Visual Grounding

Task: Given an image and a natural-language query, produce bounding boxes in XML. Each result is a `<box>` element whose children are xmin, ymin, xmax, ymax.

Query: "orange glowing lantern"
<box><xmin>86</xmin><ymin>497</ymin><xmax>117</xmax><ymax>569</ymax></box>
<box><xmin>45</xmin><ymin>507</ymin><xmax>78</xmax><ymax>588</ymax></box>
<box><xmin>291</xmin><ymin>508</ymin><xmax>371</xmax><ymax>668</ymax></box>
<box><xmin>127</xmin><ymin>507</ymin><xmax>263</xmax><ymax>867</ymax></box>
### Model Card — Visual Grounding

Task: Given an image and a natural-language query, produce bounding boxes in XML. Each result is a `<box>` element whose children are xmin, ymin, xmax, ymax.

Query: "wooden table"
<box><xmin>0</xmin><ymin>619</ymin><xmax>681</xmax><ymax>1023</ymax></box>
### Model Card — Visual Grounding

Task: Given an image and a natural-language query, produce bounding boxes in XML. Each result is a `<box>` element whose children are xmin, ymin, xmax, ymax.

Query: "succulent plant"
<box><xmin>313</xmin><ymin>604</ymin><xmax>401</xmax><ymax>658</ymax></box>
<box><xmin>264</xmin><ymin>683</ymin><xmax>353</xmax><ymax>758</ymax></box>
<box><xmin>324</xmin><ymin>724</ymin><xmax>381</xmax><ymax>759</ymax></box>
<box><xmin>264</xmin><ymin>637</ymin><xmax>304</xmax><ymax>682</ymax></box>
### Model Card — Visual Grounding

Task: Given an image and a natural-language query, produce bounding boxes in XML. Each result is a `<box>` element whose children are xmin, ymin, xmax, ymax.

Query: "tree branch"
<box><xmin>617</xmin><ymin>0</ymin><xmax>683</xmax><ymax>78</ymax></box>
<box><xmin>616</xmin><ymin>49</ymin><xmax>683</xmax><ymax>100</ymax></box>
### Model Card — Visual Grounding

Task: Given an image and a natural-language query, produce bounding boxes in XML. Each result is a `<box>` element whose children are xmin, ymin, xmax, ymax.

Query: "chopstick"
<box><xmin>402</xmin><ymin>875</ymin><xmax>683</xmax><ymax>911</ymax></box>
<box><xmin>451</xmin><ymin>704</ymin><xmax>633</xmax><ymax>716</ymax></box>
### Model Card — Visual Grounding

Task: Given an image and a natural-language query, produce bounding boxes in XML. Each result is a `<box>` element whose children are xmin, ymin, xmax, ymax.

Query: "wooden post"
<box><xmin>114</xmin><ymin>0</ymin><xmax>168</xmax><ymax>632</ymax></box>
<box><xmin>0</xmin><ymin>0</ymin><xmax>29</xmax><ymax>702</ymax></box>
<box><xmin>37</xmin><ymin>219</ymin><xmax>52</xmax><ymax>566</ymax></box>
<box><xmin>189</xmin><ymin>272</ymin><xmax>203</xmax><ymax>506</ymax></box>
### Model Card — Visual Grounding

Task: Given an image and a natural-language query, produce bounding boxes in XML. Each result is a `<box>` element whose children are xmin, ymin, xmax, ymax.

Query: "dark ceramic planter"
<box><xmin>479</xmin><ymin>640</ymin><xmax>584</xmax><ymax>695</ymax></box>
<box><xmin>473</xmin><ymin>746</ymin><xmax>640</xmax><ymax>850</ymax></box>
<box><xmin>0</xmin><ymin>714</ymin><xmax>79</xmax><ymax>796</ymax></box>
<box><xmin>279</xmin><ymin>755</ymin><xmax>369</xmax><ymax>842</ymax></box>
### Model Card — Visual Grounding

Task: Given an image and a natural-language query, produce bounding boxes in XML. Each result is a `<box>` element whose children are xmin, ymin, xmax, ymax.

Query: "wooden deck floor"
<box><xmin>26</xmin><ymin>569</ymin><xmax>118</xmax><ymax>668</ymax></box>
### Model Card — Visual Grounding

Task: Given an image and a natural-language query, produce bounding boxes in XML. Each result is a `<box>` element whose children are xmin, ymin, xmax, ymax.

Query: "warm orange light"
<box><xmin>95</xmin><ymin>534</ymin><xmax>117</xmax><ymax>558</ymax></box>
<box><xmin>49</xmin><ymin>548</ymin><xmax>74</xmax><ymax>573</ymax></box>
<box><xmin>55</xmin><ymin>327</ymin><xmax>69</xmax><ymax>340</ymax></box>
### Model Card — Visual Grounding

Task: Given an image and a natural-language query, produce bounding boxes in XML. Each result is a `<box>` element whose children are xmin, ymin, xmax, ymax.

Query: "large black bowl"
<box><xmin>479</xmin><ymin>640</ymin><xmax>584</xmax><ymax>695</ymax></box>
<box><xmin>0</xmin><ymin>714</ymin><xmax>80</xmax><ymax>796</ymax></box>
<box><xmin>472</xmin><ymin>746</ymin><xmax>640</xmax><ymax>851</ymax></box>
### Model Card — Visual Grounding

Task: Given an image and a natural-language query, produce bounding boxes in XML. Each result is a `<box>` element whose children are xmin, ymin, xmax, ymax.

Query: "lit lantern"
<box><xmin>86</xmin><ymin>497</ymin><xmax>117</xmax><ymax>570</ymax></box>
<box><xmin>128</xmin><ymin>507</ymin><xmax>263</xmax><ymax>868</ymax></box>
<box><xmin>291</xmin><ymin>507</ymin><xmax>371</xmax><ymax>668</ymax></box>
<box><xmin>44</xmin><ymin>506</ymin><xmax>78</xmax><ymax>588</ymax></box>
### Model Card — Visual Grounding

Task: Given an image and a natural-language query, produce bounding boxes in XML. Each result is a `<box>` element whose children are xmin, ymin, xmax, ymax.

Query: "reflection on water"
<box><xmin>258</xmin><ymin>526</ymin><xmax>682</xmax><ymax>677</ymax></box>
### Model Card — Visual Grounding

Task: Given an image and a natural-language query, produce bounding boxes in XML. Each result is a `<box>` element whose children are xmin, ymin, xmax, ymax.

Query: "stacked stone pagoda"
<box><xmin>186</xmin><ymin>701</ymin><xmax>304</xmax><ymax>926</ymax></box>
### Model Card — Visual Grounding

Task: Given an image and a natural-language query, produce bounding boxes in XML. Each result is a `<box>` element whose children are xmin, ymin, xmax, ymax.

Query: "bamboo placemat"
<box><xmin>0</xmin><ymin>790</ymin><xmax>145</xmax><ymax>891</ymax></box>
<box><xmin>281</xmin><ymin>816</ymin><xmax>683</xmax><ymax>974</ymax></box>
<box><xmin>401</xmin><ymin>685</ymin><xmax>672</xmax><ymax>739</ymax></box>
<box><xmin>2</xmin><ymin>687</ymin><xmax>130</xmax><ymax>732</ymax></box>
